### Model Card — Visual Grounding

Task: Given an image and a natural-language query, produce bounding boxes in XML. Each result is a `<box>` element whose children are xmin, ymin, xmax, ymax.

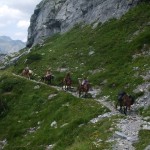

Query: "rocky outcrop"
<box><xmin>27</xmin><ymin>0</ymin><xmax>140</xmax><ymax>47</ymax></box>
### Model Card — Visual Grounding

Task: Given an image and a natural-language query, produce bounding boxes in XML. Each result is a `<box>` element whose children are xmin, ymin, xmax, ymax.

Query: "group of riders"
<box><xmin>22</xmin><ymin>66</ymin><xmax>135</xmax><ymax>114</ymax></box>
<box><xmin>22</xmin><ymin>66</ymin><xmax>90</xmax><ymax>92</ymax></box>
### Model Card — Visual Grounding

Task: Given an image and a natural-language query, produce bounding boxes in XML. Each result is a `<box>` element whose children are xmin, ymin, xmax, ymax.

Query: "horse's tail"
<box><xmin>129</xmin><ymin>95</ymin><xmax>135</xmax><ymax>105</ymax></box>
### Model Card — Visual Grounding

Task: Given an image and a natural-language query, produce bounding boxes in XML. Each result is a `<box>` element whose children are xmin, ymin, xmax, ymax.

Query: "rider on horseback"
<box><xmin>45</xmin><ymin>68</ymin><xmax>52</xmax><ymax>78</ymax></box>
<box><xmin>25</xmin><ymin>66</ymin><xmax>29</xmax><ymax>73</ymax></box>
<box><xmin>62</xmin><ymin>72</ymin><xmax>72</xmax><ymax>90</ymax></box>
<box><xmin>78</xmin><ymin>76</ymin><xmax>90</xmax><ymax>97</ymax></box>
<box><xmin>81</xmin><ymin>76</ymin><xmax>89</xmax><ymax>87</ymax></box>
<box><xmin>116</xmin><ymin>91</ymin><xmax>135</xmax><ymax>115</ymax></box>
<box><xmin>64</xmin><ymin>72</ymin><xmax>72</xmax><ymax>83</ymax></box>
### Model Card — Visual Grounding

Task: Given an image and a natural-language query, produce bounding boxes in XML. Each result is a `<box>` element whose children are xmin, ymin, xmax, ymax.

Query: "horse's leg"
<box><xmin>119</xmin><ymin>103</ymin><xmax>122</xmax><ymax>112</ymax></box>
<box><xmin>79</xmin><ymin>89</ymin><xmax>81</xmax><ymax>97</ymax></box>
<box><xmin>116</xmin><ymin>101</ymin><xmax>119</xmax><ymax>110</ymax></box>
<box><xmin>84</xmin><ymin>90</ymin><xmax>88</xmax><ymax>98</ymax></box>
<box><xmin>28</xmin><ymin>76</ymin><xmax>30</xmax><ymax>80</ymax></box>
<box><xmin>67</xmin><ymin>84</ymin><xmax>71</xmax><ymax>91</ymax></box>
<box><xmin>128</xmin><ymin>101</ymin><xmax>131</xmax><ymax>111</ymax></box>
<box><xmin>66</xmin><ymin>84</ymin><xmax>68</xmax><ymax>91</ymax></box>
<box><xmin>27</xmin><ymin>73</ymin><xmax>30</xmax><ymax>80</ymax></box>
<box><xmin>124</xmin><ymin>106</ymin><xmax>127</xmax><ymax>115</ymax></box>
<box><xmin>48</xmin><ymin>78</ymin><xmax>51</xmax><ymax>85</ymax></box>
<box><xmin>65</xmin><ymin>84</ymin><xmax>67</xmax><ymax>90</ymax></box>
<box><xmin>119</xmin><ymin>101</ymin><xmax>124</xmax><ymax>113</ymax></box>
<box><xmin>49</xmin><ymin>76</ymin><xmax>52</xmax><ymax>85</ymax></box>
<box><xmin>116</xmin><ymin>100</ymin><xmax>122</xmax><ymax>111</ymax></box>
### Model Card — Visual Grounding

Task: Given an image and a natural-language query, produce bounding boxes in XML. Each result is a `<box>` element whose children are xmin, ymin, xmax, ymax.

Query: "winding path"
<box><xmin>12</xmin><ymin>73</ymin><xmax>150</xmax><ymax>150</ymax></box>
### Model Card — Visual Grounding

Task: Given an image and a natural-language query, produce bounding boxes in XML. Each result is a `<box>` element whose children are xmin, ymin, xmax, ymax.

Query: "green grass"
<box><xmin>0</xmin><ymin>75</ymin><xmax>110</xmax><ymax>150</ymax></box>
<box><xmin>134</xmin><ymin>130</ymin><xmax>150</xmax><ymax>150</ymax></box>
<box><xmin>0</xmin><ymin>2</ymin><xmax>150</xmax><ymax>150</ymax></box>
<box><xmin>135</xmin><ymin>105</ymin><xmax>150</xmax><ymax>149</ymax></box>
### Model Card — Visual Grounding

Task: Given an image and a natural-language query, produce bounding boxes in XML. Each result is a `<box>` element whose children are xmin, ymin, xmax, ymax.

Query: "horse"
<box><xmin>21</xmin><ymin>69</ymin><xmax>33</xmax><ymax>79</ymax></box>
<box><xmin>77</xmin><ymin>78</ymin><xmax>90</xmax><ymax>98</ymax></box>
<box><xmin>116</xmin><ymin>93</ymin><xmax>135</xmax><ymax>115</ymax></box>
<box><xmin>41</xmin><ymin>75</ymin><xmax>54</xmax><ymax>85</ymax></box>
<box><xmin>78</xmin><ymin>84</ymin><xmax>90</xmax><ymax>98</ymax></box>
<box><xmin>62</xmin><ymin>77</ymin><xmax>72</xmax><ymax>91</ymax></box>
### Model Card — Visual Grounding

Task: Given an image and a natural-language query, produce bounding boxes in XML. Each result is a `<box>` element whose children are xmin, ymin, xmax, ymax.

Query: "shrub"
<box><xmin>27</xmin><ymin>53</ymin><xmax>42</xmax><ymax>64</ymax></box>
<box><xmin>0</xmin><ymin>78</ymin><xmax>19</xmax><ymax>93</ymax></box>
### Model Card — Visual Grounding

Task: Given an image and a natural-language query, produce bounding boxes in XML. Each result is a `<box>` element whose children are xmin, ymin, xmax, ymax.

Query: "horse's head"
<box><xmin>78</xmin><ymin>78</ymin><xmax>82</xmax><ymax>85</ymax></box>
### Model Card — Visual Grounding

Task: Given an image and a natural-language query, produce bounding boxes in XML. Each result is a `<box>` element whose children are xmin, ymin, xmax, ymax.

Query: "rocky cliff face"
<box><xmin>27</xmin><ymin>0</ymin><xmax>140</xmax><ymax>47</ymax></box>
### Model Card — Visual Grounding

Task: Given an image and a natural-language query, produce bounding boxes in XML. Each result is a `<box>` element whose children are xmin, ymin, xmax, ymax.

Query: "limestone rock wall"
<box><xmin>27</xmin><ymin>0</ymin><xmax>139</xmax><ymax>47</ymax></box>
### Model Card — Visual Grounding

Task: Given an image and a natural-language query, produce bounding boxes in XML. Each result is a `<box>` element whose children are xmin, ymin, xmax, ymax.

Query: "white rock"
<box><xmin>51</xmin><ymin>121</ymin><xmax>57</xmax><ymax>128</ymax></box>
<box><xmin>34</xmin><ymin>85</ymin><xmax>40</xmax><ymax>89</ymax></box>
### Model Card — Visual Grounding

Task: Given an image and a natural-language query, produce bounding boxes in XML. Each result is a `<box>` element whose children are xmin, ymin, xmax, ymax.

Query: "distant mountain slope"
<box><xmin>0</xmin><ymin>36</ymin><xmax>25</xmax><ymax>54</ymax></box>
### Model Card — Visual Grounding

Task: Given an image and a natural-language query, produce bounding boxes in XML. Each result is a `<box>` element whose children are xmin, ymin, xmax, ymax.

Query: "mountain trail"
<box><xmin>12</xmin><ymin>73</ymin><xmax>150</xmax><ymax>150</ymax></box>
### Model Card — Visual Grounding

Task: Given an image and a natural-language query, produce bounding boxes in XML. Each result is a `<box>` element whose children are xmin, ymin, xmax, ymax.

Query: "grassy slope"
<box><xmin>0</xmin><ymin>73</ymin><xmax>113</xmax><ymax>150</ymax></box>
<box><xmin>14</xmin><ymin>2</ymin><xmax>150</xmax><ymax>100</ymax></box>
<box><xmin>0</xmin><ymin>2</ymin><xmax>150</xmax><ymax>150</ymax></box>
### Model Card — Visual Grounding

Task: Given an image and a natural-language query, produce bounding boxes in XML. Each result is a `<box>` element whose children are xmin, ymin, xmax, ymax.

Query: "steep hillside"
<box><xmin>14</xmin><ymin>2</ymin><xmax>150</xmax><ymax>100</ymax></box>
<box><xmin>0</xmin><ymin>1</ymin><xmax>150</xmax><ymax>150</ymax></box>
<box><xmin>0</xmin><ymin>73</ymin><xmax>111</xmax><ymax>150</ymax></box>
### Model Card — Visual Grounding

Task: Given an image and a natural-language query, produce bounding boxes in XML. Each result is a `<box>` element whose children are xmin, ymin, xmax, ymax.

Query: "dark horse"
<box><xmin>116</xmin><ymin>92</ymin><xmax>135</xmax><ymax>115</ymax></box>
<box><xmin>62</xmin><ymin>77</ymin><xmax>72</xmax><ymax>91</ymax></box>
<box><xmin>41</xmin><ymin>75</ymin><xmax>54</xmax><ymax>85</ymax></box>
<box><xmin>78</xmin><ymin>83</ymin><xmax>90</xmax><ymax>98</ymax></box>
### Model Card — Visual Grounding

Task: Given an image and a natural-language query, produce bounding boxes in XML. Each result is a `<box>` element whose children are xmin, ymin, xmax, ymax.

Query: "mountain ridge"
<box><xmin>0</xmin><ymin>36</ymin><xmax>25</xmax><ymax>54</ymax></box>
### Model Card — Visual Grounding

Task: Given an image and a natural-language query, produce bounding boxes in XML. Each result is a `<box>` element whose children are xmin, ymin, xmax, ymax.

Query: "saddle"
<box><xmin>81</xmin><ymin>83</ymin><xmax>89</xmax><ymax>90</ymax></box>
<box><xmin>46</xmin><ymin>74</ymin><xmax>51</xmax><ymax>80</ymax></box>
<box><xmin>65</xmin><ymin>77</ymin><xmax>71</xmax><ymax>84</ymax></box>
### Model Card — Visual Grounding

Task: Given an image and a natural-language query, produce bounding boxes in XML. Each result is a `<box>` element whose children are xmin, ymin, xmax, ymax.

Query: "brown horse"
<box><xmin>78</xmin><ymin>83</ymin><xmax>90</xmax><ymax>98</ymax></box>
<box><xmin>21</xmin><ymin>69</ymin><xmax>33</xmax><ymax>79</ymax></box>
<box><xmin>62</xmin><ymin>77</ymin><xmax>72</xmax><ymax>91</ymax></box>
<box><xmin>77</xmin><ymin>78</ymin><xmax>90</xmax><ymax>97</ymax></box>
<box><xmin>41</xmin><ymin>75</ymin><xmax>54</xmax><ymax>85</ymax></box>
<box><xmin>116</xmin><ymin>93</ymin><xmax>135</xmax><ymax>115</ymax></box>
